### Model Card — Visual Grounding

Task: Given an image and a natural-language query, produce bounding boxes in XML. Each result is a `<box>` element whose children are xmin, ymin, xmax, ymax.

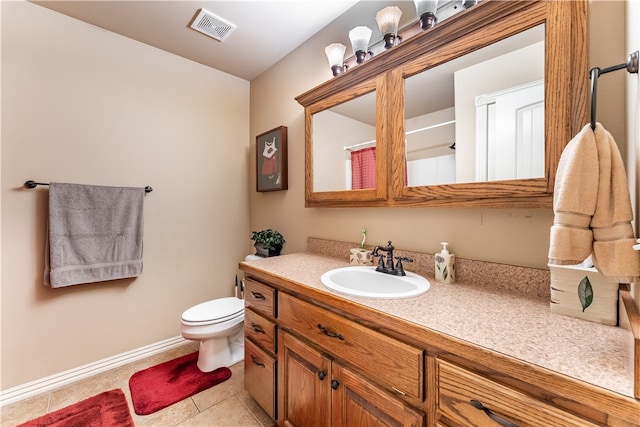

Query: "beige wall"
<box><xmin>249</xmin><ymin>3</ymin><xmax>635</xmax><ymax>274</ymax></box>
<box><xmin>1</xmin><ymin>1</ymin><xmax>250</xmax><ymax>389</ymax></box>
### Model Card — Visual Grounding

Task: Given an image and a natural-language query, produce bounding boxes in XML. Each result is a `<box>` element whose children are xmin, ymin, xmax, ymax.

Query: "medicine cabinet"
<box><xmin>296</xmin><ymin>0</ymin><xmax>588</xmax><ymax>208</ymax></box>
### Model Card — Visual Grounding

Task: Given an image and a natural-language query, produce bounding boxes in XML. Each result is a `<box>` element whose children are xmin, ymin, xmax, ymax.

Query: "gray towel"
<box><xmin>44</xmin><ymin>182</ymin><xmax>145</xmax><ymax>288</ymax></box>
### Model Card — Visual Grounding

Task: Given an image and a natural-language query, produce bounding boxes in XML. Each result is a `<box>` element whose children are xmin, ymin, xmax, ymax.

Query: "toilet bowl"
<box><xmin>180</xmin><ymin>297</ymin><xmax>245</xmax><ymax>372</ymax></box>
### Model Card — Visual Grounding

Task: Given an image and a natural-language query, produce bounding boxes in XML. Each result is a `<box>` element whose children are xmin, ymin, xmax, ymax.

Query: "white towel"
<box><xmin>549</xmin><ymin>123</ymin><xmax>640</xmax><ymax>283</ymax></box>
<box><xmin>44</xmin><ymin>182</ymin><xmax>145</xmax><ymax>288</ymax></box>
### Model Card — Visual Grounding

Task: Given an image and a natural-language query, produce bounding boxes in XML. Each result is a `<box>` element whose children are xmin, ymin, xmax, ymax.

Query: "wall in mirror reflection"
<box><xmin>406</xmin><ymin>25</ymin><xmax>544</xmax><ymax>187</ymax></box>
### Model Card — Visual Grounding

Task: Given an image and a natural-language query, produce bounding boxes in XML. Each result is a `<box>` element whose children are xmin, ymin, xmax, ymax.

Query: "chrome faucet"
<box><xmin>372</xmin><ymin>241</ymin><xmax>413</xmax><ymax>276</ymax></box>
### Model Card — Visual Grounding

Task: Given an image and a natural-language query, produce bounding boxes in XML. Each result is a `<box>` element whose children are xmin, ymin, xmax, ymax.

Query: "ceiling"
<box><xmin>31</xmin><ymin>0</ymin><xmax>363</xmax><ymax>81</ymax></box>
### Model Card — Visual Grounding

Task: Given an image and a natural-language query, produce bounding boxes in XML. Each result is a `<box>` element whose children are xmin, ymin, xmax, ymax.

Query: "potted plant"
<box><xmin>251</xmin><ymin>229</ymin><xmax>285</xmax><ymax>257</ymax></box>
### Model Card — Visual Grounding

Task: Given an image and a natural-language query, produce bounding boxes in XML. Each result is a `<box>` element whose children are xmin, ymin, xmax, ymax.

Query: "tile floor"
<box><xmin>1</xmin><ymin>341</ymin><xmax>276</xmax><ymax>426</ymax></box>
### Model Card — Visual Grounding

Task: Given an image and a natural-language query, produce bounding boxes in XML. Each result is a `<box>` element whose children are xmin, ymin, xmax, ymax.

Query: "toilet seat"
<box><xmin>181</xmin><ymin>297</ymin><xmax>244</xmax><ymax>326</ymax></box>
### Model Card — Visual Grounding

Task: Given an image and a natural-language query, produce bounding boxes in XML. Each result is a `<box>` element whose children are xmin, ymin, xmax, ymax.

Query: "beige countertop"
<box><xmin>241</xmin><ymin>251</ymin><xmax>636</xmax><ymax>399</ymax></box>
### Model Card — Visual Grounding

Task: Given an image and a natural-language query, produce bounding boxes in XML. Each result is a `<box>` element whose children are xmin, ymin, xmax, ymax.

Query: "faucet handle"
<box><xmin>394</xmin><ymin>256</ymin><xmax>413</xmax><ymax>276</ymax></box>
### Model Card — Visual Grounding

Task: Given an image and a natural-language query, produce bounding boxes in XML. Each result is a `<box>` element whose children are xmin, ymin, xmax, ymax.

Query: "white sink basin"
<box><xmin>320</xmin><ymin>266</ymin><xmax>430</xmax><ymax>299</ymax></box>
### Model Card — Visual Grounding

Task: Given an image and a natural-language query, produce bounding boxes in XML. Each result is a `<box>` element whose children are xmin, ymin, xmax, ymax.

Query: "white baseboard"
<box><xmin>0</xmin><ymin>336</ymin><xmax>188</xmax><ymax>407</ymax></box>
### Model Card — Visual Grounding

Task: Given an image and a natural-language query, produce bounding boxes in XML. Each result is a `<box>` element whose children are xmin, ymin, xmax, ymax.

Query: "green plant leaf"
<box><xmin>578</xmin><ymin>276</ymin><xmax>593</xmax><ymax>312</ymax></box>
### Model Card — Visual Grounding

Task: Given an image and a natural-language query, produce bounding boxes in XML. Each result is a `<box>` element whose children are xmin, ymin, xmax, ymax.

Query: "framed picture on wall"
<box><xmin>256</xmin><ymin>126</ymin><xmax>288</xmax><ymax>192</ymax></box>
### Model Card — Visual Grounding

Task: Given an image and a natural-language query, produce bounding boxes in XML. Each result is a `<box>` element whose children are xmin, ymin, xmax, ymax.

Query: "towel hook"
<box><xmin>589</xmin><ymin>50</ymin><xmax>639</xmax><ymax>130</ymax></box>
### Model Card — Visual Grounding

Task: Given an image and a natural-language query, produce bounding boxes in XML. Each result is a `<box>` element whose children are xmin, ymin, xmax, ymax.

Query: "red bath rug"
<box><xmin>128</xmin><ymin>351</ymin><xmax>232</xmax><ymax>415</ymax></box>
<box><xmin>17</xmin><ymin>388</ymin><xmax>133</xmax><ymax>427</ymax></box>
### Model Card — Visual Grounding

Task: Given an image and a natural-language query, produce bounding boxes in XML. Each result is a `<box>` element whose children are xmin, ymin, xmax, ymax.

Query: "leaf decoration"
<box><xmin>443</xmin><ymin>266</ymin><xmax>448</xmax><ymax>280</ymax></box>
<box><xmin>577</xmin><ymin>276</ymin><xmax>593</xmax><ymax>312</ymax></box>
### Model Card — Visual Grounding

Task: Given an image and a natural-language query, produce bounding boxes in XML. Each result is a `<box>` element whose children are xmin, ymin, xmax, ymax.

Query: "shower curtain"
<box><xmin>351</xmin><ymin>147</ymin><xmax>376</xmax><ymax>190</ymax></box>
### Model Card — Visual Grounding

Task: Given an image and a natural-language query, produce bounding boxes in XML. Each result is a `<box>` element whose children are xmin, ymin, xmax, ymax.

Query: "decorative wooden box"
<box><xmin>549</xmin><ymin>264</ymin><xmax>619</xmax><ymax>326</ymax></box>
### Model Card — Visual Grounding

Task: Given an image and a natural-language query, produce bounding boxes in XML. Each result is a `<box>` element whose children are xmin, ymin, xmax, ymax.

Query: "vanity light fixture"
<box><xmin>349</xmin><ymin>26</ymin><xmax>373</xmax><ymax>64</ymax></box>
<box><xmin>414</xmin><ymin>0</ymin><xmax>438</xmax><ymax>29</ymax></box>
<box><xmin>461</xmin><ymin>0</ymin><xmax>478</xmax><ymax>9</ymax></box>
<box><xmin>375</xmin><ymin>6</ymin><xmax>402</xmax><ymax>49</ymax></box>
<box><xmin>325</xmin><ymin>43</ymin><xmax>347</xmax><ymax>76</ymax></box>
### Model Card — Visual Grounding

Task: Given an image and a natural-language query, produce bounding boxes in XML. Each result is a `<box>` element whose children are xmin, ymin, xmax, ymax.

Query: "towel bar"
<box><xmin>589</xmin><ymin>50</ymin><xmax>639</xmax><ymax>130</ymax></box>
<box><xmin>24</xmin><ymin>180</ymin><xmax>153</xmax><ymax>193</ymax></box>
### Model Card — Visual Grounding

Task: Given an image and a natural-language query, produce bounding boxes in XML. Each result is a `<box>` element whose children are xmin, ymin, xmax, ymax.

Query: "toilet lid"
<box><xmin>181</xmin><ymin>297</ymin><xmax>244</xmax><ymax>324</ymax></box>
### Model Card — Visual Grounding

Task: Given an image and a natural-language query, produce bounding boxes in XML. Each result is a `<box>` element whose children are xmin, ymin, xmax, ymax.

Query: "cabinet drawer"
<box><xmin>437</xmin><ymin>359</ymin><xmax>598</xmax><ymax>427</ymax></box>
<box><xmin>244</xmin><ymin>278</ymin><xmax>277</xmax><ymax>318</ymax></box>
<box><xmin>244</xmin><ymin>338</ymin><xmax>276</xmax><ymax>420</ymax></box>
<box><xmin>245</xmin><ymin>307</ymin><xmax>277</xmax><ymax>354</ymax></box>
<box><xmin>279</xmin><ymin>292</ymin><xmax>423</xmax><ymax>401</ymax></box>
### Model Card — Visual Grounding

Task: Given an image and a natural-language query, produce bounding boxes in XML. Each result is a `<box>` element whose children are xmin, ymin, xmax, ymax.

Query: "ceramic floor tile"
<box><xmin>0</xmin><ymin>393</ymin><xmax>50</xmax><ymax>426</ymax></box>
<box><xmin>177</xmin><ymin>395</ymin><xmax>261</xmax><ymax>427</ymax></box>
<box><xmin>1</xmin><ymin>343</ymin><xmax>275</xmax><ymax>427</ymax></box>
<box><xmin>191</xmin><ymin>361</ymin><xmax>245</xmax><ymax>412</ymax></box>
<box><xmin>127</xmin><ymin>341</ymin><xmax>199</xmax><ymax>374</ymax></box>
<box><xmin>47</xmin><ymin>363</ymin><xmax>133</xmax><ymax>412</ymax></box>
<box><xmin>236</xmin><ymin>390</ymin><xmax>276</xmax><ymax>427</ymax></box>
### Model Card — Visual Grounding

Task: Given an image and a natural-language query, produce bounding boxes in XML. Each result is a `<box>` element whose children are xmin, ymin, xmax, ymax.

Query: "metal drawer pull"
<box><xmin>317</xmin><ymin>324</ymin><xmax>345</xmax><ymax>340</ymax></box>
<box><xmin>331</xmin><ymin>379</ymin><xmax>340</xmax><ymax>390</ymax></box>
<box><xmin>317</xmin><ymin>370</ymin><xmax>327</xmax><ymax>380</ymax></box>
<box><xmin>250</xmin><ymin>354</ymin><xmax>265</xmax><ymax>367</ymax></box>
<box><xmin>391</xmin><ymin>386</ymin><xmax>406</xmax><ymax>396</ymax></box>
<box><xmin>251</xmin><ymin>323</ymin><xmax>266</xmax><ymax>334</ymax></box>
<box><xmin>470</xmin><ymin>399</ymin><xmax>518</xmax><ymax>427</ymax></box>
<box><xmin>251</xmin><ymin>291</ymin><xmax>266</xmax><ymax>300</ymax></box>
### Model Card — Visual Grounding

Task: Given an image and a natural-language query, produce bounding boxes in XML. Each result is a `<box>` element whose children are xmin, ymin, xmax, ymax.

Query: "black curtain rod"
<box><xmin>24</xmin><ymin>180</ymin><xmax>153</xmax><ymax>193</ymax></box>
<box><xmin>589</xmin><ymin>50</ymin><xmax>639</xmax><ymax>130</ymax></box>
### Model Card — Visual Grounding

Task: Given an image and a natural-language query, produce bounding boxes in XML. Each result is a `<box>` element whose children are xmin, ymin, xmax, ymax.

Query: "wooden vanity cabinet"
<box><xmin>435</xmin><ymin>359</ymin><xmax>599</xmax><ymax>427</ymax></box>
<box><xmin>243</xmin><ymin>278</ymin><xmax>278</xmax><ymax>419</ymax></box>
<box><xmin>241</xmin><ymin>270</ymin><xmax>639</xmax><ymax>427</ymax></box>
<box><xmin>279</xmin><ymin>330</ymin><xmax>425</xmax><ymax>427</ymax></box>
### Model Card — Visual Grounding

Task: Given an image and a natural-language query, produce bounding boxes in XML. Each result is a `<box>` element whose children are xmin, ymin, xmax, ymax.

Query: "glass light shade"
<box><xmin>325</xmin><ymin>43</ymin><xmax>346</xmax><ymax>67</ymax></box>
<box><xmin>349</xmin><ymin>26</ymin><xmax>372</xmax><ymax>64</ymax></box>
<box><xmin>375</xmin><ymin>6</ymin><xmax>402</xmax><ymax>38</ymax></box>
<box><xmin>325</xmin><ymin>43</ymin><xmax>346</xmax><ymax>76</ymax></box>
<box><xmin>414</xmin><ymin>0</ymin><xmax>438</xmax><ymax>29</ymax></box>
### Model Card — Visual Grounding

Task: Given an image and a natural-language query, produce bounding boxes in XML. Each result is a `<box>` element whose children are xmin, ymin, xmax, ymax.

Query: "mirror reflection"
<box><xmin>312</xmin><ymin>24</ymin><xmax>544</xmax><ymax>192</ymax></box>
<box><xmin>405</xmin><ymin>24</ymin><xmax>545</xmax><ymax>186</ymax></box>
<box><xmin>313</xmin><ymin>90</ymin><xmax>377</xmax><ymax>192</ymax></box>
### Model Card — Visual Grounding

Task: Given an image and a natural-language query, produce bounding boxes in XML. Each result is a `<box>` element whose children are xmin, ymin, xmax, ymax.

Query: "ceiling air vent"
<box><xmin>190</xmin><ymin>8</ymin><xmax>237</xmax><ymax>42</ymax></box>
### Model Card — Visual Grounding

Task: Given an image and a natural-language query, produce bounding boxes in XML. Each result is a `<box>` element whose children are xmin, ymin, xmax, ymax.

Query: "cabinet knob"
<box><xmin>331</xmin><ymin>379</ymin><xmax>340</xmax><ymax>390</ymax></box>
<box><xmin>470</xmin><ymin>399</ymin><xmax>518</xmax><ymax>427</ymax></box>
<box><xmin>317</xmin><ymin>370</ymin><xmax>327</xmax><ymax>380</ymax></box>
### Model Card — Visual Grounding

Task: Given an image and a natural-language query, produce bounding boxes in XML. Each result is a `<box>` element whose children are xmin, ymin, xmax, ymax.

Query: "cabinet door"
<box><xmin>331</xmin><ymin>362</ymin><xmax>424</xmax><ymax>427</ymax></box>
<box><xmin>245</xmin><ymin>338</ymin><xmax>276</xmax><ymax>419</ymax></box>
<box><xmin>279</xmin><ymin>331</ymin><xmax>331</xmax><ymax>427</ymax></box>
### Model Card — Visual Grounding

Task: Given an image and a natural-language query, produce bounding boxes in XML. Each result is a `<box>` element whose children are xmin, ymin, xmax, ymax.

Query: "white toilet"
<box><xmin>180</xmin><ymin>296</ymin><xmax>245</xmax><ymax>372</ymax></box>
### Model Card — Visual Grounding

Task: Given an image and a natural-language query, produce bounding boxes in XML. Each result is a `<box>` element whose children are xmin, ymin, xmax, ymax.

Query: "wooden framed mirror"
<box><xmin>296</xmin><ymin>0</ymin><xmax>588</xmax><ymax>208</ymax></box>
<box><xmin>304</xmin><ymin>75</ymin><xmax>389</xmax><ymax>205</ymax></box>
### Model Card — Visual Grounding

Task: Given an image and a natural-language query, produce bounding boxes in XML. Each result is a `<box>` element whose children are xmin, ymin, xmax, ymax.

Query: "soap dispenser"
<box><xmin>435</xmin><ymin>242</ymin><xmax>455</xmax><ymax>284</ymax></box>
